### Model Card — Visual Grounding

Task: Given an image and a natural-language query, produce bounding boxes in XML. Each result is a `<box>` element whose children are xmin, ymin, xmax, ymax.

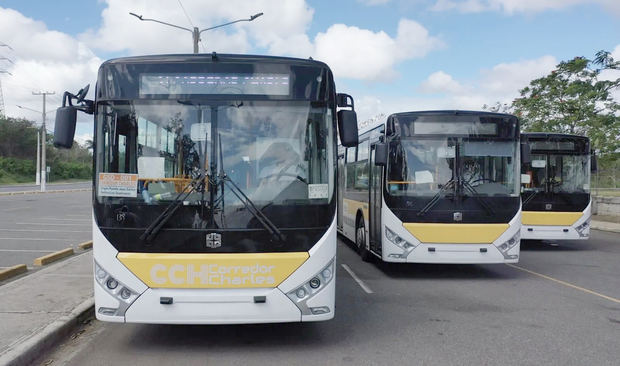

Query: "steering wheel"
<box><xmin>261</xmin><ymin>171</ymin><xmax>307</xmax><ymax>184</ymax></box>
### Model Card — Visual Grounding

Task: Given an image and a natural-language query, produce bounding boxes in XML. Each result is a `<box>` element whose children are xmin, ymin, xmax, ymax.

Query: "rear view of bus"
<box><xmin>53</xmin><ymin>54</ymin><xmax>358</xmax><ymax>324</ymax></box>
<box><xmin>521</xmin><ymin>133</ymin><xmax>594</xmax><ymax>240</ymax></box>
<box><xmin>379</xmin><ymin>111</ymin><xmax>522</xmax><ymax>263</ymax></box>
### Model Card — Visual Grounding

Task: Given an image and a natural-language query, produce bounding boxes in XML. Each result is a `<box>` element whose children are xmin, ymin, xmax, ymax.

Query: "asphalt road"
<box><xmin>0</xmin><ymin>182</ymin><xmax>91</xmax><ymax>193</ymax></box>
<box><xmin>41</xmin><ymin>230</ymin><xmax>620</xmax><ymax>366</ymax></box>
<box><xmin>0</xmin><ymin>191</ymin><xmax>92</xmax><ymax>270</ymax></box>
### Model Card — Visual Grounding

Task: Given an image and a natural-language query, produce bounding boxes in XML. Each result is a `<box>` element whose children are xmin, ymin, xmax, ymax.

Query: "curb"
<box><xmin>0</xmin><ymin>298</ymin><xmax>95</xmax><ymax>366</ymax></box>
<box><xmin>34</xmin><ymin>248</ymin><xmax>75</xmax><ymax>266</ymax></box>
<box><xmin>591</xmin><ymin>220</ymin><xmax>620</xmax><ymax>234</ymax></box>
<box><xmin>0</xmin><ymin>264</ymin><xmax>28</xmax><ymax>282</ymax></box>
<box><xmin>0</xmin><ymin>188</ymin><xmax>91</xmax><ymax>197</ymax></box>
<box><xmin>78</xmin><ymin>240</ymin><xmax>93</xmax><ymax>250</ymax></box>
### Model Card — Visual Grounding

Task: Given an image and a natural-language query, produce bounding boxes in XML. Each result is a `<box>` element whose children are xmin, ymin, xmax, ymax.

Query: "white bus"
<box><xmin>338</xmin><ymin>111</ymin><xmax>526</xmax><ymax>264</ymax></box>
<box><xmin>521</xmin><ymin>133</ymin><xmax>595</xmax><ymax>240</ymax></box>
<box><xmin>53</xmin><ymin>54</ymin><xmax>358</xmax><ymax>324</ymax></box>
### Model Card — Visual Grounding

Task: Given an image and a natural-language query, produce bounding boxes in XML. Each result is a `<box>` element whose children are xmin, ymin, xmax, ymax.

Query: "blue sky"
<box><xmin>0</xmin><ymin>0</ymin><xmax>618</xmax><ymax>141</ymax></box>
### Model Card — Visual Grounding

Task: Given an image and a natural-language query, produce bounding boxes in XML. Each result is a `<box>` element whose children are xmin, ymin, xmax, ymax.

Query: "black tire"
<box><xmin>356</xmin><ymin>217</ymin><xmax>372</xmax><ymax>262</ymax></box>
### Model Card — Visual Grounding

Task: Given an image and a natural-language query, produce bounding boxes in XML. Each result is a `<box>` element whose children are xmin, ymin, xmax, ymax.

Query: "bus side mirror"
<box><xmin>53</xmin><ymin>106</ymin><xmax>77</xmax><ymax>149</ymax></box>
<box><xmin>338</xmin><ymin>110</ymin><xmax>358</xmax><ymax>147</ymax></box>
<box><xmin>591</xmin><ymin>152</ymin><xmax>598</xmax><ymax>173</ymax></box>
<box><xmin>375</xmin><ymin>143</ymin><xmax>387</xmax><ymax>166</ymax></box>
<box><xmin>520</xmin><ymin>143</ymin><xmax>531</xmax><ymax>164</ymax></box>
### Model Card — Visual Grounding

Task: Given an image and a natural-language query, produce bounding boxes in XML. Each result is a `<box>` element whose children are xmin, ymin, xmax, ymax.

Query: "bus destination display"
<box><xmin>140</xmin><ymin>73</ymin><xmax>290</xmax><ymax>96</ymax></box>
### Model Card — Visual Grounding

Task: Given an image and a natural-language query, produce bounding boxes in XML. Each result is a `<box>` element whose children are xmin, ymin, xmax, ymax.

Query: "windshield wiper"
<box><xmin>140</xmin><ymin>171</ymin><xmax>205</xmax><ymax>243</ymax></box>
<box><xmin>218</xmin><ymin>173</ymin><xmax>286</xmax><ymax>242</ymax></box>
<box><xmin>522</xmin><ymin>189</ymin><xmax>540</xmax><ymax>206</ymax></box>
<box><xmin>461</xmin><ymin>180</ymin><xmax>495</xmax><ymax>216</ymax></box>
<box><xmin>417</xmin><ymin>178</ymin><xmax>456</xmax><ymax>217</ymax></box>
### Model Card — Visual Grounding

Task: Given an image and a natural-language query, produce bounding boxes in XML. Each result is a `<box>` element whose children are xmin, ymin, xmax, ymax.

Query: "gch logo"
<box><xmin>206</xmin><ymin>233</ymin><xmax>222</xmax><ymax>248</ymax></box>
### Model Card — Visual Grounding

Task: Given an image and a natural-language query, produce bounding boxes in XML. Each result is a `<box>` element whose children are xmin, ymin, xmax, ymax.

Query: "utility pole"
<box><xmin>33</xmin><ymin>91</ymin><xmax>55</xmax><ymax>192</ymax></box>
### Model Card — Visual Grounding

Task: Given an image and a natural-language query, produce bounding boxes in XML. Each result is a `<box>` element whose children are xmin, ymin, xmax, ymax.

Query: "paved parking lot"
<box><xmin>0</xmin><ymin>191</ymin><xmax>92</xmax><ymax>270</ymax></box>
<box><xmin>42</xmin><ymin>230</ymin><xmax>620</xmax><ymax>366</ymax></box>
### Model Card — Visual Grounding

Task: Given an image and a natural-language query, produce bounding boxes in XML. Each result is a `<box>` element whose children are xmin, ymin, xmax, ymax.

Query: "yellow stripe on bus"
<box><xmin>117</xmin><ymin>252</ymin><xmax>308</xmax><ymax>289</ymax></box>
<box><xmin>521</xmin><ymin>211</ymin><xmax>583</xmax><ymax>226</ymax></box>
<box><xmin>402</xmin><ymin>223</ymin><xmax>509</xmax><ymax>244</ymax></box>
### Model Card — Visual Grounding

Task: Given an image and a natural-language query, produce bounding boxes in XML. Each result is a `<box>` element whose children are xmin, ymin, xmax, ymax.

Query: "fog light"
<box><xmin>120</xmin><ymin>288</ymin><xmax>131</xmax><ymax>299</ymax></box>
<box><xmin>296</xmin><ymin>288</ymin><xmax>307</xmax><ymax>299</ymax></box>
<box><xmin>106</xmin><ymin>278</ymin><xmax>118</xmax><ymax>290</ymax></box>
<box><xmin>96</xmin><ymin>269</ymin><xmax>107</xmax><ymax>279</ymax></box>
<box><xmin>309</xmin><ymin>277</ymin><xmax>321</xmax><ymax>289</ymax></box>
<box><xmin>322</xmin><ymin>268</ymin><xmax>332</xmax><ymax>280</ymax></box>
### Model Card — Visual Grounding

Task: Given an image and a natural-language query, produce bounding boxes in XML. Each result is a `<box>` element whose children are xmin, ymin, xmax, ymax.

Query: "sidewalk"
<box><xmin>0</xmin><ymin>252</ymin><xmax>93</xmax><ymax>366</ymax></box>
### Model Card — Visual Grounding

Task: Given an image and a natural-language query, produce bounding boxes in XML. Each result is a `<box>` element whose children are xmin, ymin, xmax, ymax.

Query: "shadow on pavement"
<box><xmin>520</xmin><ymin>239</ymin><xmax>589</xmax><ymax>252</ymax></box>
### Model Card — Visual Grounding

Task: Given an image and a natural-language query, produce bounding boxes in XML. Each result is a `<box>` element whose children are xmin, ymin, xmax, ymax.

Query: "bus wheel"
<box><xmin>356</xmin><ymin>218</ymin><xmax>372</xmax><ymax>262</ymax></box>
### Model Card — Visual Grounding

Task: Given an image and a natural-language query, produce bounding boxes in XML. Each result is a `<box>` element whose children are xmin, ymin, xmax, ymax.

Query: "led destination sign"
<box><xmin>140</xmin><ymin>73</ymin><xmax>290</xmax><ymax>96</ymax></box>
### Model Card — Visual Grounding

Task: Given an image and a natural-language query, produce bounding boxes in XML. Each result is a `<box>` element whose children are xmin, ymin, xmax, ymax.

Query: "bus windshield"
<box><xmin>96</xmin><ymin>99</ymin><xmax>334</xmax><ymax>228</ymax></box>
<box><xmin>523</xmin><ymin>153</ymin><xmax>590</xmax><ymax>194</ymax></box>
<box><xmin>386</xmin><ymin>115</ymin><xmax>519</xmax><ymax>199</ymax></box>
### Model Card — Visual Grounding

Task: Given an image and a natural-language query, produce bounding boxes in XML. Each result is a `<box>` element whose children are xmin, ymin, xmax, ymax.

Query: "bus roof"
<box><xmin>388</xmin><ymin>110</ymin><xmax>517</xmax><ymax>119</ymax></box>
<box><xmin>101</xmin><ymin>53</ymin><xmax>330</xmax><ymax>69</ymax></box>
<box><xmin>522</xmin><ymin>132</ymin><xmax>590</xmax><ymax>142</ymax></box>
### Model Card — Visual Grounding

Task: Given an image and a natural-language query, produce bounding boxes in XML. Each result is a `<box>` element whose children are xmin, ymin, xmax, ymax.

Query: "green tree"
<box><xmin>512</xmin><ymin>50</ymin><xmax>620</xmax><ymax>155</ymax></box>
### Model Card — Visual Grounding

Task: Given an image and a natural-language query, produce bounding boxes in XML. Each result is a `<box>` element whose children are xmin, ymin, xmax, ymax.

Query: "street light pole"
<box><xmin>16</xmin><ymin>104</ymin><xmax>46</xmax><ymax>185</ymax></box>
<box><xmin>32</xmin><ymin>91</ymin><xmax>55</xmax><ymax>192</ymax></box>
<box><xmin>129</xmin><ymin>12</ymin><xmax>263</xmax><ymax>54</ymax></box>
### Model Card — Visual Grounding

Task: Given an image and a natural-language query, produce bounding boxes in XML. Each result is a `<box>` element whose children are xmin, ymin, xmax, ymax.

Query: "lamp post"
<box><xmin>17</xmin><ymin>104</ymin><xmax>50</xmax><ymax>186</ymax></box>
<box><xmin>129</xmin><ymin>12</ymin><xmax>263</xmax><ymax>53</ymax></box>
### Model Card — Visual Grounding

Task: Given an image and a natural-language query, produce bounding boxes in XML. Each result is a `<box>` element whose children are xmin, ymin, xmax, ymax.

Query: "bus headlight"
<box><xmin>95</xmin><ymin>261</ymin><xmax>139</xmax><ymax>317</ymax></box>
<box><xmin>286</xmin><ymin>259</ymin><xmax>335</xmax><ymax>315</ymax></box>
<box><xmin>385</xmin><ymin>227</ymin><xmax>416</xmax><ymax>258</ymax></box>
<box><xmin>496</xmin><ymin>232</ymin><xmax>520</xmax><ymax>259</ymax></box>
<box><xmin>575</xmin><ymin>220</ymin><xmax>590</xmax><ymax>237</ymax></box>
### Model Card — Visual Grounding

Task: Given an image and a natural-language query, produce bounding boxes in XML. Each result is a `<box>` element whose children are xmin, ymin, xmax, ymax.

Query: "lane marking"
<box><xmin>0</xmin><ymin>229</ymin><xmax>91</xmax><ymax>233</ymax></box>
<box><xmin>15</xmin><ymin>222</ymin><xmax>88</xmax><ymax>226</ymax></box>
<box><xmin>0</xmin><ymin>237</ymin><xmax>71</xmax><ymax>241</ymax></box>
<box><xmin>38</xmin><ymin>218</ymin><xmax>91</xmax><ymax>222</ymax></box>
<box><xmin>341</xmin><ymin>263</ymin><xmax>374</xmax><ymax>294</ymax></box>
<box><xmin>507</xmin><ymin>264</ymin><xmax>620</xmax><ymax>304</ymax></box>
<box><xmin>0</xmin><ymin>249</ymin><xmax>55</xmax><ymax>252</ymax></box>
<box><xmin>1</xmin><ymin>206</ymin><xmax>30</xmax><ymax>212</ymax></box>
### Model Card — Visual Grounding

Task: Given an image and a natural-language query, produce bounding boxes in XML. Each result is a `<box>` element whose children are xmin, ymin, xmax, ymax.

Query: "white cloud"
<box><xmin>353</xmin><ymin>55</ymin><xmax>559</xmax><ymax>122</ymax></box>
<box><xmin>80</xmin><ymin>0</ymin><xmax>313</xmax><ymax>56</ymax></box>
<box><xmin>0</xmin><ymin>7</ymin><xmax>100</xmax><ymax>130</ymax></box>
<box><xmin>431</xmin><ymin>0</ymin><xmax>620</xmax><ymax>14</ymax></box>
<box><xmin>419</xmin><ymin>70</ymin><xmax>465</xmax><ymax>93</ymax></box>
<box><xmin>314</xmin><ymin>19</ymin><xmax>443</xmax><ymax>81</ymax></box>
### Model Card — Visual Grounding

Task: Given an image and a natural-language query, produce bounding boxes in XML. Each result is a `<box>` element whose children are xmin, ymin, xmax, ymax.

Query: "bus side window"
<box><xmin>345</xmin><ymin>147</ymin><xmax>357</xmax><ymax>190</ymax></box>
<box><xmin>354</xmin><ymin>140</ymin><xmax>369</xmax><ymax>190</ymax></box>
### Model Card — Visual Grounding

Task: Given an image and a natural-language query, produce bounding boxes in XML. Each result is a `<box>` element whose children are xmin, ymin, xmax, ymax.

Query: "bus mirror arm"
<box><xmin>374</xmin><ymin>143</ymin><xmax>387</xmax><ymax>166</ymax></box>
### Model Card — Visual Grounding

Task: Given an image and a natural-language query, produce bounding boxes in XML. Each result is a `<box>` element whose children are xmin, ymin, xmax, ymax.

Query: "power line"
<box><xmin>177</xmin><ymin>0</ymin><xmax>207</xmax><ymax>52</ymax></box>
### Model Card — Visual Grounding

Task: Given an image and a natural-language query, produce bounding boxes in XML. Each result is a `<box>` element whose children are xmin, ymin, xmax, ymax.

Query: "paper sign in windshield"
<box><xmin>308</xmin><ymin>184</ymin><xmax>328</xmax><ymax>199</ymax></box>
<box><xmin>98</xmin><ymin>173</ymin><xmax>138</xmax><ymax>197</ymax></box>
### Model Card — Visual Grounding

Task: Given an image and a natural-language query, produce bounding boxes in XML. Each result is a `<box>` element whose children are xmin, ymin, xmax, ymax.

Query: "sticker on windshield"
<box><xmin>308</xmin><ymin>184</ymin><xmax>328</xmax><ymax>199</ymax></box>
<box><xmin>98</xmin><ymin>173</ymin><xmax>138</xmax><ymax>198</ymax></box>
<box><xmin>532</xmin><ymin>160</ymin><xmax>546</xmax><ymax>168</ymax></box>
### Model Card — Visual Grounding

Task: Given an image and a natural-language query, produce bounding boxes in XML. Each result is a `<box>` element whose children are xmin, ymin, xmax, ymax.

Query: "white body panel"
<box><xmin>93</xmin><ymin>213</ymin><xmax>337</xmax><ymax>324</ymax></box>
<box><xmin>380</xmin><ymin>198</ymin><xmax>521</xmax><ymax>264</ymax></box>
<box><xmin>521</xmin><ymin>200</ymin><xmax>591</xmax><ymax>241</ymax></box>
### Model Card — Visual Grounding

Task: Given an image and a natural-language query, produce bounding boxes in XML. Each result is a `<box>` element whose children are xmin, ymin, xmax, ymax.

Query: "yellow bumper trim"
<box><xmin>402</xmin><ymin>223</ymin><xmax>510</xmax><ymax>244</ymax></box>
<box><xmin>522</xmin><ymin>211</ymin><xmax>583</xmax><ymax>226</ymax></box>
<box><xmin>118</xmin><ymin>252</ymin><xmax>309</xmax><ymax>289</ymax></box>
